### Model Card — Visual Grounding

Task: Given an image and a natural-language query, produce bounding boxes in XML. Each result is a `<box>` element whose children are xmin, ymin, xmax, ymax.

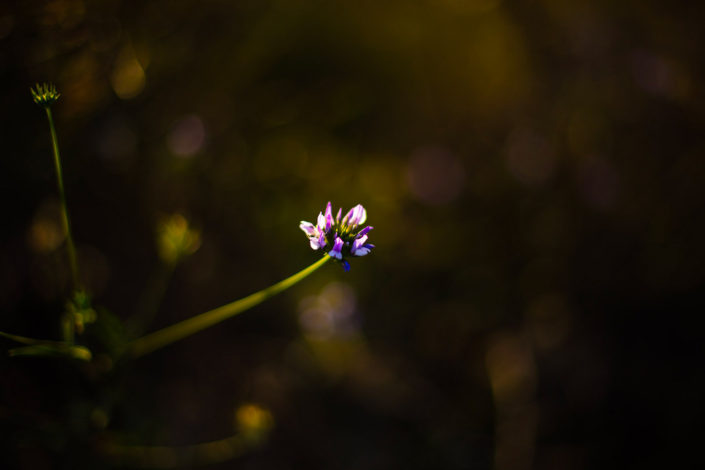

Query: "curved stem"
<box><xmin>0</xmin><ymin>330</ymin><xmax>68</xmax><ymax>346</ymax></box>
<box><xmin>128</xmin><ymin>255</ymin><xmax>330</xmax><ymax>359</ymax></box>
<box><xmin>0</xmin><ymin>330</ymin><xmax>92</xmax><ymax>360</ymax></box>
<box><xmin>45</xmin><ymin>107</ymin><xmax>79</xmax><ymax>290</ymax></box>
<box><xmin>103</xmin><ymin>433</ymin><xmax>253</xmax><ymax>468</ymax></box>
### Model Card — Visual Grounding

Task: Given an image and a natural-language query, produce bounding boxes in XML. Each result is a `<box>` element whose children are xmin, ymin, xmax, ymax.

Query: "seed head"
<box><xmin>31</xmin><ymin>82</ymin><xmax>61</xmax><ymax>108</ymax></box>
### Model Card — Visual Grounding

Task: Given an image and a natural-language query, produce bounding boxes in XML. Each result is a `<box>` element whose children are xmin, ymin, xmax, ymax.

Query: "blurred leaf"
<box><xmin>84</xmin><ymin>307</ymin><xmax>130</xmax><ymax>358</ymax></box>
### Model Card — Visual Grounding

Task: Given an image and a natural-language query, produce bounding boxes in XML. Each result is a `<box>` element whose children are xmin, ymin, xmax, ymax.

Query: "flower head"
<box><xmin>299</xmin><ymin>202</ymin><xmax>375</xmax><ymax>271</ymax></box>
<box><xmin>31</xmin><ymin>83</ymin><xmax>61</xmax><ymax>108</ymax></box>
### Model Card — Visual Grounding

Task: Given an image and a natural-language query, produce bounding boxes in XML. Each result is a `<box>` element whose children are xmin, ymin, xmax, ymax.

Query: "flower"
<box><xmin>299</xmin><ymin>202</ymin><xmax>375</xmax><ymax>271</ymax></box>
<box><xmin>31</xmin><ymin>83</ymin><xmax>61</xmax><ymax>108</ymax></box>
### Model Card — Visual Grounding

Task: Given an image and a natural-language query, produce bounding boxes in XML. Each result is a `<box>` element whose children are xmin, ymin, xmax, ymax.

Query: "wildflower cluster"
<box><xmin>300</xmin><ymin>202</ymin><xmax>374</xmax><ymax>271</ymax></box>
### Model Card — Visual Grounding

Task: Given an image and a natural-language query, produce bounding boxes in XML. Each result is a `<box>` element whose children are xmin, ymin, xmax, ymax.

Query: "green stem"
<box><xmin>0</xmin><ymin>330</ymin><xmax>92</xmax><ymax>360</ymax></box>
<box><xmin>0</xmin><ymin>330</ymin><xmax>67</xmax><ymax>346</ymax></box>
<box><xmin>104</xmin><ymin>432</ymin><xmax>252</xmax><ymax>467</ymax></box>
<box><xmin>45</xmin><ymin>107</ymin><xmax>79</xmax><ymax>290</ymax></box>
<box><xmin>128</xmin><ymin>255</ymin><xmax>331</xmax><ymax>358</ymax></box>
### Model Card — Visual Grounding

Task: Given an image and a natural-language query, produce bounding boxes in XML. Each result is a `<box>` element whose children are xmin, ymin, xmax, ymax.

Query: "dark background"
<box><xmin>1</xmin><ymin>1</ymin><xmax>704</xmax><ymax>469</ymax></box>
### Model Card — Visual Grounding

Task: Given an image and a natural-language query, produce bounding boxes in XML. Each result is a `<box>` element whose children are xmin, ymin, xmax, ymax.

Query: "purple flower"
<box><xmin>299</xmin><ymin>220</ymin><xmax>327</xmax><ymax>250</ymax></box>
<box><xmin>299</xmin><ymin>202</ymin><xmax>375</xmax><ymax>270</ymax></box>
<box><xmin>351</xmin><ymin>234</ymin><xmax>374</xmax><ymax>257</ymax></box>
<box><xmin>343</xmin><ymin>204</ymin><xmax>367</xmax><ymax>227</ymax></box>
<box><xmin>328</xmin><ymin>236</ymin><xmax>344</xmax><ymax>259</ymax></box>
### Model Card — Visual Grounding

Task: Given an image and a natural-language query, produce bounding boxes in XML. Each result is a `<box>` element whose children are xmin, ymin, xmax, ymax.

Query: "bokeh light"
<box><xmin>167</xmin><ymin>115</ymin><xmax>207</xmax><ymax>158</ymax></box>
<box><xmin>406</xmin><ymin>146</ymin><xmax>466</xmax><ymax>205</ymax></box>
<box><xmin>27</xmin><ymin>199</ymin><xmax>65</xmax><ymax>254</ymax></box>
<box><xmin>298</xmin><ymin>282</ymin><xmax>359</xmax><ymax>340</ymax></box>
<box><xmin>110</xmin><ymin>45</ymin><xmax>146</xmax><ymax>100</ymax></box>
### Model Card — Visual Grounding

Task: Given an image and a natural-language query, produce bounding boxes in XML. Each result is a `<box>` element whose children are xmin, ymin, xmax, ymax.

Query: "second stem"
<box><xmin>46</xmin><ymin>107</ymin><xmax>79</xmax><ymax>290</ymax></box>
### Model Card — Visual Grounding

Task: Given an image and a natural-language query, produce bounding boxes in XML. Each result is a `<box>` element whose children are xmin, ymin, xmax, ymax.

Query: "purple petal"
<box><xmin>300</xmin><ymin>221</ymin><xmax>317</xmax><ymax>237</ymax></box>
<box><xmin>348</xmin><ymin>204</ymin><xmax>367</xmax><ymax>226</ymax></box>
<box><xmin>353</xmin><ymin>234</ymin><xmax>368</xmax><ymax>248</ymax></box>
<box><xmin>336</xmin><ymin>208</ymin><xmax>342</xmax><ymax>223</ymax></box>
<box><xmin>317</xmin><ymin>212</ymin><xmax>327</xmax><ymax>231</ymax></box>
<box><xmin>328</xmin><ymin>236</ymin><xmax>344</xmax><ymax>259</ymax></box>
<box><xmin>355</xmin><ymin>225</ymin><xmax>373</xmax><ymax>239</ymax></box>
<box><xmin>352</xmin><ymin>247</ymin><xmax>371</xmax><ymax>257</ymax></box>
<box><xmin>342</xmin><ymin>260</ymin><xmax>351</xmax><ymax>272</ymax></box>
<box><xmin>325</xmin><ymin>202</ymin><xmax>333</xmax><ymax>231</ymax></box>
<box><xmin>326</xmin><ymin>216</ymin><xmax>332</xmax><ymax>232</ymax></box>
<box><xmin>351</xmin><ymin>235</ymin><xmax>368</xmax><ymax>255</ymax></box>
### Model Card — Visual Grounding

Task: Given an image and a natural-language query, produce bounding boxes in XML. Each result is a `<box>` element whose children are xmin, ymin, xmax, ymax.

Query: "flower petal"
<box><xmin>351</xmin><ymin>234</ymin><xmax>369</xmax><ymax>255</ymax></box>
<box><xmin>348</xmin><ymin>204</ymin><xmax>367</xmax><ymax>226</ymax></box>
<box><xmin>300</xmin><ymin>221</ymin><xmax>317</xmax><ymax>237</ymax></box>
<box><xmin>325</xmin><ymin>202</ymin><xmax>333</xmax><ymax>231</ymax></box>
<box><xmin>355</xmin><ymin>225</ymin><xmax>373</xmax><ymax>239</ymax></box>
<box><xmin>354</xmin><ymin>234</ymin><xmax>368</xmax><ymax>248</ymax></box>
<box><xmin>352</xmin><ymin>247</ymin><xmax>371</xmax><ymax>256</ymax></box>
<box><xmin>355</xmin><ymin>205</ymin><xmax>367</xmax><ymax>225</ymax></box>
<box><xmin>328</xmin><ymin>236</ymin><xmax>344</xmax><ymax>259</ymax></box>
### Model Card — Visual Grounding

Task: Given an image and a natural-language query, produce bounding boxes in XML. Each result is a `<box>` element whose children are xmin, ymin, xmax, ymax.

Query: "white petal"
<box><xmin>353</xmin><ymin>247</ymin><xmax>370</xmax><ymax>256</ymax></box>
<box><xmin>300</xmin><ymin>221</ymin><xmax>316</xmax><ymax>236</ymax></box>
<box><xmin>357</xmin><ymin>206</ymin><xmax>367</xmax><ymax>225</ymax></box>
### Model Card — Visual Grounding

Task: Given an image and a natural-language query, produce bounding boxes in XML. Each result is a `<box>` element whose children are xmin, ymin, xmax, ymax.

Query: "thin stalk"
<box><xmin>103</xmin><ymin>432</ymin><xmax>251</xmax><ymax>467</ymax></box>
<box><xmin>0</xmin><ymin>330</ymin><xmax>92</xmax><ymax>360</ymax></box>
<box><xmin>128</xmin><ymin>255</ymin><xmax>331</xmax><ymax>358</ymax></box>
<box><xmin>45</xmin><ymin>107</ymin><xmax>79</xmax><ymax>290</ymax></box>
<box><xmin>0</xmin><ymin>330</ymin><xmax>69</xmax><ymax>346</ymax></box>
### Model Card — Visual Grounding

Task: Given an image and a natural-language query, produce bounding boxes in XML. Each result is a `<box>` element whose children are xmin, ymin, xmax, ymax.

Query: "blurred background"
<box><xmin>1</xmin><ymin>0</ymin><xmax>704</xmax><ymax>468</ymax></box>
